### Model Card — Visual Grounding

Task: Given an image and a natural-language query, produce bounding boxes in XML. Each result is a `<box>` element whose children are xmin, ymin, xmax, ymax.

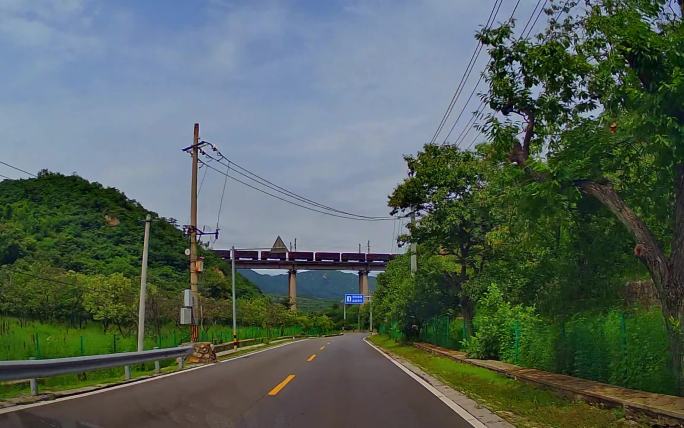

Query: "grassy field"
<box><xmin>369</xmin><ymin>335</ymin><xmax>649</xmax><ymax>428</ymax></box>
<box><xmin>0</xmin><ymin>317</ymin><xmax>307</xmax><ymax>360</ymax></box>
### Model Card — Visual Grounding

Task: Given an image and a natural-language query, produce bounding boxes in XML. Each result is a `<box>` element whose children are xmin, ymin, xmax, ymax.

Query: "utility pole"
<box><xmin>294</xmin><ymin>238</ymin><xmax>297</xmax><ymax>251</ymax></box>
<box><xmin>369</xmin><ymin>294</ymin><xmax>373</xmax><ymax>333</ymax></box>
<box><xmin>189</xmin><ymin>123</ymin><xmax>200</xmax><ymax>342</ymax></box>
<box><xmin>231</xmin><ymin>245</ymin><xmax>237</xmax><ymax>350</ymax></box>
<box><xmin>367</xmin><ymin>240</ymin><xmax>370</xmax><ymax>253</ymax></box>
<box><xmin>410</xmin><ymin>211</ymin><xmax>417</xmax><ymax>276</ymax></box>
<box><xmin>357</xmin><ymin>306</ymin><xmax>361</xmax><ymax>332</ymax></box>
<box><xmin>358</xmin><ymin>243</ymin><xmax>362</xmax><ymax>253</ymax></box>
<box><xmin>137</xmin><ymin>214</ymin><xmax>152</xmax><ymax>352</ymax></box>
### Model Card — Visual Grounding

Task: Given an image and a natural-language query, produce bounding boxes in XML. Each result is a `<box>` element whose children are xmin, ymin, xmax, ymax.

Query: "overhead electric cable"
<box><xmin>520</xmin><ymin>0</ymin><xmax>546</xmax><ymax>37</ymax></box>
<box><xmin>199</xmin><ymin>160</ymin><xmax>399</xmax><ymax>221</ymax></box>
<box><xmin>426</xmin><ymin>0</ymin><xmax>504</xmax><ymax>146</ymax></box>
<box><xmin>214</xmin><ymin>163</ymin><xmax>230</xmax><ymax>245</ymax></box>
<box><xmin>198</xmin><ymin>162</ymin><xmax>209</xmax><ymax>196</ymax></box>
<box><xmin>200</xmin><ymin>146</ymin><xmax>394</xmax><ymax>220</ymax></box>
<box><xmin>455</xmin><ymin>0</ymin><xmax>573</xmax><ymax>151</ymax></box>
<box><xmin>525</xmin><ymin>0</ymin><xmax>549</xmax><ymax>38</ymax></box>
<box><xmin>2</xmin><ymin>267</ymin><xmax>78</xmax><ymax>287</ymax></box>
<box><xmin>0</xmin><ymin>160</ymin><xmax>35</xmax><ymax>177</ymax></box>
<box><xmin>440</xmin><ymin>0</ymin><xmax>524</xmax><ymax>146</ymax></box>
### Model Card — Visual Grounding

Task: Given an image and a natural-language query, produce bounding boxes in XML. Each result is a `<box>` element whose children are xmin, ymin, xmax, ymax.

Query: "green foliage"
<box><xmin>464</xmin><ymin>284</ymin><xmax>543</xmax><ymax>362</ymax></box>
<box><xmin>0</xmin><ymin>172</ymin><xmax>260</xmax><ymax>296</ymax></box>
<box><xmin>81</xmin><ymin>273</ymin><xmax>137</xmax><ymax>333</ymax></box>
<box><xmin>419</xmin><ymin>291</ymin><xmax>674</xmax><ymax>394</ymax></box>
<box><xmin>0</xmin><ymin>172</ymin><xmax>266</xmax><ymax>334</ymax></box>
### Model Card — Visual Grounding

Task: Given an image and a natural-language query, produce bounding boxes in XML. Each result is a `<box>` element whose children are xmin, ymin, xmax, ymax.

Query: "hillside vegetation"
<box><xmin>241</xmin><ymin>270</ymin><xmax>377</xmax><ymax>300</ymax></box>
<box><xmin>374</xmin><ymin>0</ymin><xmax>684</xmax><ymax>397</ymax></box>
<box><xmin>0</xmin><ymin>171</ymin><xmax>263</xmax><ymax>332</ymax></box>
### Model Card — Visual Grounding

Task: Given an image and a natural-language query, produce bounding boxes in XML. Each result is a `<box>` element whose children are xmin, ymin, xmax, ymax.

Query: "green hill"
<box><xmin>240</xmin><ymin>270</ymin><xmax>377</xmax><ymax>300</ymax></box>
<box><xmin>0</xmin><ymin>171</ymin><xmax>259</xmax><ymax>297</ymax></box>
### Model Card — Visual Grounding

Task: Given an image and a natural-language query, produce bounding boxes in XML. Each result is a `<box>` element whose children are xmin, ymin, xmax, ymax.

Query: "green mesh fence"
<box><xmin>0</xmin><ymin>318</ymin><xmax>335</xmax><ymax>360</ymax></box>
<box><xmin>419</xmin><ymin>316</ymin><xmax>466</xmax><ymax>349</ymax></box>
<box><xmin>415</xmin><ymin>308</ymin><xmax>676</xmax><ymax>396</ymax></box>
<box><xmin>378</xmin><ymin>321</ymin><xmax>405</xmax><ymax>342</ymax></box>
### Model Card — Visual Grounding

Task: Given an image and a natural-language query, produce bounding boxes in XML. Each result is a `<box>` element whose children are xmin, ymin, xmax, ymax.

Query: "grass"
<box><xmin>0</xmin><ymin>317</ymin><xmax>309</xmax><ymax>360</ymax></box>
<box><xmin>369</xmin><ymin>335</ymin><xmax>649</xmax><ymax>428</ymax></box>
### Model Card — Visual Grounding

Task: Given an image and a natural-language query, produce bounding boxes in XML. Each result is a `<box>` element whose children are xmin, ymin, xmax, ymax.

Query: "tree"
<box><xmin>388</xmin><ymin>145</ymin><xmax>492</xmax><ymax>331</ymax></box>
<box><xmin>478</xmin><ymin>0</ymin><xmax>684</xmax><ymax>392</ymax></box>
<box><xmin>82</xmin><ymin>273</ymin><xmax>137</xmax><ymax>334</ymax></box>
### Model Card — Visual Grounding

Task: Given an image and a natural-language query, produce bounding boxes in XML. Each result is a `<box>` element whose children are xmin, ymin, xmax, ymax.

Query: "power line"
<box><xmin>0</xmin><ymin>173</ymin><xmax>12</xmax><ymax>180</ymax></box>
<box><xmin>0</xmin><ymin>160</ymin><xmax>36</xmax><ymax>177</ymax></box>
<box><xmin>2</xmin><ymin>267</ymin><xmax>78</xmax><ymax>287</ymax></box>
<box><xmin>426</xmin><ymin>0</ymin><xmax>504</xmax><ymax>146</ymax></box>
<box><xmin>457</xmin><ymin>0</ymin><xmax>573</xmax><ymax>151</ymax></box>
<box><xmin>520</xmin><ymin>0</ymin><xmax>546</xmax><ymax>37</ymax></box>
<box><xmin>198</xmin><ymin>162</ymin><xmax>209</xmax><ymax>195</ymax></box>
<box><xmin>213</xmin><ymin>163</ymin><xmax>230</xmax><ymax>247</ymax></box>
<box><xmin>200</xmin><ymin>145</ymin><xmax>393</xmax><ymax>220</ymax></box>
<box><xmin>199</xmin><ymin>160</ymin><xmax>399</xmax><ymax>222</ymax></box>
<box><xmin>440</xmin><ymin>0</ymin><xmax>524</xmax><ymax>146</ymax></box>
<box><xmin>524</xmin><ymin>0</ymin><xmax>549</xmax><ymax>38</ymax></box>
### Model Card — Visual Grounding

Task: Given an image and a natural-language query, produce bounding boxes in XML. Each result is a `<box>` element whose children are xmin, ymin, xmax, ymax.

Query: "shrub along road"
<box><xmin>0</xmin><ymin>333</ymin><xmax>474</xmax><ymax>428</ymax></box>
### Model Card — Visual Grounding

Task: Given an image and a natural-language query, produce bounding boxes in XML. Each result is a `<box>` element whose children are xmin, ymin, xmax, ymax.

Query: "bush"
<box><xmin>464</xmin><ymin>284</ymin><xmax>541</xmax><ymax>360</ymax></box>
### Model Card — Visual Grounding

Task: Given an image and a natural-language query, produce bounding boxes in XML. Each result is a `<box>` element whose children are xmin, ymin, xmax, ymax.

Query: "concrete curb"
<box><xmin>415</xmin><ymin>342</ymin><xmax>684</xmax><ymax>427</ymax></box>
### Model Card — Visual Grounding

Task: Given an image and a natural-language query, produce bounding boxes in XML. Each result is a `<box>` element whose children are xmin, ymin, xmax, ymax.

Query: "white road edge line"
<box><xmin>364</xmin><ymin>337</ymin><xmax>487</xmax><ymax>428</ymax></box>
<box><xmin>0</xmin><ymin>338</ymin><xmax>309</xmax><ymax>416</ymax></box>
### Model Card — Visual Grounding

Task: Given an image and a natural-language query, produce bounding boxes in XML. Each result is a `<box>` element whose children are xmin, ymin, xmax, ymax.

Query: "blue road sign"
<box><xmin>344</xmin><ymin>294</ymin><xmax>365</xmax><ymax>305</ymax></box>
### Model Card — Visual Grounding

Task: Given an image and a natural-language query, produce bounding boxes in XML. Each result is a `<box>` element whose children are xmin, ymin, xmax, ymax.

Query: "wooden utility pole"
<box><xmin>189</xmin><ymin>123</ymin><xmax>200</xmax><ymax>342</ymax></box>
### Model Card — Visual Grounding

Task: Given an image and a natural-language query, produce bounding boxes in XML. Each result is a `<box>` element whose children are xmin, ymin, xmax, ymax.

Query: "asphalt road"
<box><xmin>0</xmin><ymin>333</ymin><xmax>473</xmax><ymax>428</ymax></box>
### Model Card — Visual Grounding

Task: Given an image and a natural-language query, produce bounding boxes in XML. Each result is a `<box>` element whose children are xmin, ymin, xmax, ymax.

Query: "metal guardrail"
<box><xmin>212</xmin><ymin>336</ymin><xmax>297</xmax><ymax>353</ymax></box>
<box><xmin>0</xmin><ymin>345</ymin><xmax>194</xmax><ymax>388</ymax></box>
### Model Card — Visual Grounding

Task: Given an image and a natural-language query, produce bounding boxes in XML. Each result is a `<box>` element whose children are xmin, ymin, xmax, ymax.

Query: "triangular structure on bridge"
<box><xmin>271</xmin><ymin>236</ymin><xmax>288</xmax><ymax>253</ymax></box>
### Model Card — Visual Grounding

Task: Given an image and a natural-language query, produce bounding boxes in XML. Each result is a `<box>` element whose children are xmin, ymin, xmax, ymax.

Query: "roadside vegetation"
<box><xmin>369</xmin><ymin>335</ymin><xmax>646</xmax><ymax>428</ymax></box>
<box><xmin>374</xmin><ymin>0</ymin><xmax>684</xmax><ymax>398</ymax></box>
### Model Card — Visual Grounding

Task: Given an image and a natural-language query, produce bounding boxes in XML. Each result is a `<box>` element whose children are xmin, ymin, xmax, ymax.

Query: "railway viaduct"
<box><xmin>212</xmin><ymin>247</ymin><xmax>395</xmax><ymax>311</ymax></box>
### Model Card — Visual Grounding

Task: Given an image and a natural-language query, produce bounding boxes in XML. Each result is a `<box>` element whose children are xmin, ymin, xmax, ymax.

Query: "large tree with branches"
<box><xmin>479</xmin><ymin>0</ymin><xmax>684</xmax><ymax>391</ymax></box>
<box><xmin>388</xmin><ymin>145</ymin><xmax>492</xmax><ymax>332</ymax></box>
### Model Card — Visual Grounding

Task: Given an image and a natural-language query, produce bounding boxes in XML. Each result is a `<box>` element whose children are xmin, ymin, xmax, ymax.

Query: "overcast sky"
<box><xmin>0</xmin><ymin>0</ymin><xmax>536</xmax><ymax>253</ymax></box>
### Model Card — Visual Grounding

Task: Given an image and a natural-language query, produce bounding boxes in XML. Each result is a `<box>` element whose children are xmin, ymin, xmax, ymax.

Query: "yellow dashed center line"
<box><xmin>268</xmin><ymin>374</ymin><xmax>296</xmax><ymax>396</ymax></box>
<box><xmin>307</xmin><ymin>354</ymin><xmax>317</xmax><ymax>362</ymax></box>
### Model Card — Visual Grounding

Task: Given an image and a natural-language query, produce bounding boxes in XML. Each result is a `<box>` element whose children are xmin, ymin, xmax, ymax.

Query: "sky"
<box><xmin>0</xmin><ymin>0</ymin><xmax>538</xmax><ymax>254</ymax></box>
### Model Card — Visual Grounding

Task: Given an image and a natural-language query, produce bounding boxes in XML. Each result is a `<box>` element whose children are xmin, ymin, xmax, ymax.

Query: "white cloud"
<box><xmin>0</xmin><ymin>0</ymin><xmax>533</xmax><ymax>253</ymax></box>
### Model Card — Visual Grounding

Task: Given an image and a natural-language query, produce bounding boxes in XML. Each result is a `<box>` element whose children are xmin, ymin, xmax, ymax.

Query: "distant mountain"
<box><xmin>240</xmin><ymin>270</ymin><xmax>377</xmax><ymax>300</ymax></box>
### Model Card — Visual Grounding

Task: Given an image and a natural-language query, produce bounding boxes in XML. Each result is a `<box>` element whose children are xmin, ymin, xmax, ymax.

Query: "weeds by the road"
<box><xmin>369</xmin><ymin>335</ymin><xmax>648</xmax><ymax>428</ymax></box>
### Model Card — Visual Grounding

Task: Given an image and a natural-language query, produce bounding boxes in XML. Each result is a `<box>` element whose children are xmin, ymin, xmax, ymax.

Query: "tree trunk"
<box><xmin>577</xmin><ymin>177</ymin><xmax>684</xmax><ymax>394</ymax></box>
<box><xmin>461</xmin><ymin>295</ymin><xmax>475</xmax><ymax>338</ymax></box>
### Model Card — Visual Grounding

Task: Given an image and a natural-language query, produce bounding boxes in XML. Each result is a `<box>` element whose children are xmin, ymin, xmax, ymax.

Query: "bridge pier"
<box><xmin>358</xmin><ymin>270</ymin><xmax>369</xmax><ymax>298</ymax></box>
<box><xmin>288</xmin><ymin>269</ymin><xmax>297</xmax><ymax>311</ymax></box>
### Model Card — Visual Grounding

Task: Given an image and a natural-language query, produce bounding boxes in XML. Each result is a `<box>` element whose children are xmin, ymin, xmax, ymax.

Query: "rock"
<box><xmin>186</xmin><ymin>342</ymin><xmax>217</xmax><ymax>364</ymax></box>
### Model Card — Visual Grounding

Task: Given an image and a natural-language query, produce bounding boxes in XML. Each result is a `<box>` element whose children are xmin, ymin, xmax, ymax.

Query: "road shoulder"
<box><xmin>364</xmin><ymin>336</ymin><xmax>512</xmax><ymax>428</ymax></box>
